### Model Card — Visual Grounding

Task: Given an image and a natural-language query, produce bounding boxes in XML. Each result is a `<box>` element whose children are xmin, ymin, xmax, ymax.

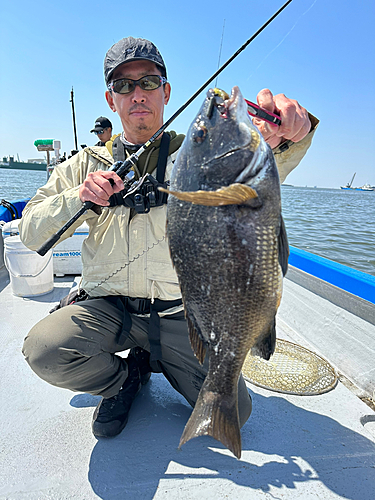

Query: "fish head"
<box><xmin>172</xmin><ymin>86</ymin><xmax>276</xmax><ymax>193</ymax></box>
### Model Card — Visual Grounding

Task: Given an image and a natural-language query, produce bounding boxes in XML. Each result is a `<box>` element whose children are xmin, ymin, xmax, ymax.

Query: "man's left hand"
<box><xmin>252</xmin><ymin>88</ymin><xmax>311</xmax><ymax>149</ymax></box>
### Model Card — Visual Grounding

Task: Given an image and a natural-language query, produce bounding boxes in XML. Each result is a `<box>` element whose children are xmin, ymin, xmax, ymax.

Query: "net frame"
<box><xmin>242</xmin><ymin>339</ymin><xmax>338</xmax><ymax>396</ymax></box>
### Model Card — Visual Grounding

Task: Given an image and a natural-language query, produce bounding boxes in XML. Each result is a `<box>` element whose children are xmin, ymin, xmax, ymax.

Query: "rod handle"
<box><xmin>36</xmin><ymin>204</ymin><xmax>89</xmax><ymax>256</ymax></box>
<box><xmin>36</xmin><ymin>233</ymin><xmax>62</xmax><ymax>256</ymax></box>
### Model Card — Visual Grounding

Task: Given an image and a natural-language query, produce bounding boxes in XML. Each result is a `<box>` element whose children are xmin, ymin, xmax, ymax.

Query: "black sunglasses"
<box><xmin>108</xmin><ymin>75</ymin><xmax>168</xmax><ymax>95</ymax></box>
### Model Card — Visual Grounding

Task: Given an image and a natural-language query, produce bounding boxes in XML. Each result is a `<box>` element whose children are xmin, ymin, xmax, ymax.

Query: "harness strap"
<box><xmin>111</xmin><ymin>136</ymin><xmax>126</xmax><ymax>162</ymax></box>
<box><xmin>105</xmin><ymin>296</ymin><xmax>182</xmax><ymax>361</ymax></box>
<box><xmin>156</xmin><ymin>132</ymin><xmax>170</xmax><ymax>183</ymax></box>
<box><xmin>149</xmin><ymin>307</ymin><xmax>162</xmax><ymax>362</ymax></box>
<box><xmin>103</xmin><ymin>296</ymin><xmax>133</xmax><ymax>345</ymax></box>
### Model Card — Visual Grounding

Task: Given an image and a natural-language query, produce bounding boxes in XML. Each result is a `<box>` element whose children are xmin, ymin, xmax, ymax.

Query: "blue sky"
<box><xmin>1</xmin><ymin>0</ymin><xmax>374</xmax><ymax>188</ymax></box>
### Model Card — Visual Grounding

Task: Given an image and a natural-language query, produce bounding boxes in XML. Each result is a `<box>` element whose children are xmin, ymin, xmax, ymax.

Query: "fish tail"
<box><xmin>179</xmin><ymin>386</ymin><xmax>241</xmax><ymax>459</ymax></box>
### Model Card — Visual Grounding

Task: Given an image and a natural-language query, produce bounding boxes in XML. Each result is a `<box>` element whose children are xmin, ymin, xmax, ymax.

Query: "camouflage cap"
<box><xmin>104</xmin><ymin>37</ymin><xmax>167</xmax><ymax>85</ymax></box>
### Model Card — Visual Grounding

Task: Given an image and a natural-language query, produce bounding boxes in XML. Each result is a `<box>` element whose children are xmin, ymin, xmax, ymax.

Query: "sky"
<box><xmin>1</xmin><ymin>0</ymin><xmax>374</xmax><ymax>189</ymax></box>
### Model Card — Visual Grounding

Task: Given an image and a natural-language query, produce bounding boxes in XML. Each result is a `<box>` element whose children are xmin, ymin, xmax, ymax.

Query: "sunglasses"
<box><xmin>108</xmin><ymin>75</ymin><xmax>168</xmax><ymax>94</ymax></box>
<box><xmin>94</xmin><ymin>129</ymin><xmax>106</xmax><ymax>135</ymax></box>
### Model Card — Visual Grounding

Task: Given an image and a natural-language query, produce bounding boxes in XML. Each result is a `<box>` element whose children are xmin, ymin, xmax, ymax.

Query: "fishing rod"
<box><xmin>36</xmin><ymin>0</ymin><xmax>293</xmax><ymax>256</ymax></box>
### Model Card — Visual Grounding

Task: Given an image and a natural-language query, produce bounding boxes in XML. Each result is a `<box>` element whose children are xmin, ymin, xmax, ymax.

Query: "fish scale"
<box><xmin>165</xmin><ymin>86</ymin><xmax>289</xmax><ymax>458</ymax></box>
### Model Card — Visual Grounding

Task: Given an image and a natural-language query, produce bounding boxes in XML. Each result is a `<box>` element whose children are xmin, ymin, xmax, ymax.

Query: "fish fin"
<box><xmin>179</xmin><ymin>386</ymin><xmax>241</xmax><ymax>459</ymax></box>
<box><xmin>186</xmin><ymin>313</ymin><xmax>207</xmax><ymax>365</ymax></box>
<box><xmin>278</xmin><ymin>215</ymin><xmax>289</xmax><ymax>276</ymax></box>
<box><xmin>250</xmin><ymin>318</ymin><xmax>276</xmax><ymax>360</ymax></box>
<box><xmin>160</xmin><ymin>184</ymin><xmax>259</xmax><ymax>207</ymax></box>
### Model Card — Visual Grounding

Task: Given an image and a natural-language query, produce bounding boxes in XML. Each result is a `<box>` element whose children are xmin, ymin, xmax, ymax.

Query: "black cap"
<box><xmin>104</xmin><ymin>37</ymin><xmax>167</xmax><ymax>85</ymax></box>
<box><xmin>90</xmin><ymin>117</ymin><xmax>112</xmax><ymax>133</ymax></box>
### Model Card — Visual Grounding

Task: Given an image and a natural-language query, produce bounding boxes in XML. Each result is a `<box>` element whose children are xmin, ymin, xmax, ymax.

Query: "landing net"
<box><xmin>242</xmin><ymin>339</ymin><xmax>337</xmax><ymax>396</ymax></box>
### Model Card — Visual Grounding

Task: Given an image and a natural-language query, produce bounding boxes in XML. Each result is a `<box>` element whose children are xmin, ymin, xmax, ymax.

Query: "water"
<box><xmin>281</xmin><ymin>186</ymin><xmax>375</xmax><ymax>276</ymax></box>
<box><xmin>0</xmin><ymin>169</ymin><xmax>47</xmax><ymax>202</ymax></box>
<box><xmin>1</xmin><ymin>169</ymin><xmax>374</xmax><ymax>276</ymax></box>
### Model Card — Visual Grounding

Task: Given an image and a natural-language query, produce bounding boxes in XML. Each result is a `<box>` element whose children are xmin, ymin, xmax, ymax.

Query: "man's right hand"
<box><xmin>252</xmin><ymin>88</ymin><xmax>311</xmax><ymax>149</ymax></box>
<box><xmin>79</xmin><ymin>171</ymin><xmax>124</xmax><ymax>206</ymax></box>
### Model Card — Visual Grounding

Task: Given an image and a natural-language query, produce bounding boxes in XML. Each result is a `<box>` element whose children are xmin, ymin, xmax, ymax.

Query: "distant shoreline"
<box><xmin>281</xmin><ymin>184</ymin><xmax>374</xmax><ymax>191</ymax></box>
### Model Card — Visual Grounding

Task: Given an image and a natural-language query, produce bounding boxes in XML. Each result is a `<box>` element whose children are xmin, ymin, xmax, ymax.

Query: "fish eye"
<box><xmin>193</xmin><ymin>122</ymin><xmax>208</xmax><ymax>144</ymax></box>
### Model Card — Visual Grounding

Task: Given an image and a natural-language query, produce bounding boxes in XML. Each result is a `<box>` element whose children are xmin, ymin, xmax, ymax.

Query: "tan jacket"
<box><xmin>274</xmin><ymin>113</ymin><xmax>319</xmax><ymax>183</ymax></box>
<box><xmin>19</xmin><ymin>121</ymin><xmax>318</xmax><ymax>303</ymax></box>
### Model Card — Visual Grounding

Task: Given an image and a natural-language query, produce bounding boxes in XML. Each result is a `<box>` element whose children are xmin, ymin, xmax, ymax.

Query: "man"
<box><xmin>20</xmin><ymin>37</ymin><xmax>318</xmax><ymax>440</ymax></box>
<box><xmin>90</xmin><ymin>116</ymin><xmax>113</xmax><ymax>146</ymax></box>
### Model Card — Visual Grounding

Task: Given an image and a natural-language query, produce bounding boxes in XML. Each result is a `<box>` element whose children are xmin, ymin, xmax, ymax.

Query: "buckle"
<box><xmin>127</xmin><ymin>298</ymin><xmax>151</xmax><ymax>314</ymax></box>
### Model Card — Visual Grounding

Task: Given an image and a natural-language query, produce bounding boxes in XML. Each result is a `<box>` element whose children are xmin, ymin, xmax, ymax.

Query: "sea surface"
<box><xmin>1</xmin><ymin>168</ymin><xmax>374</xmax><ymax>276</ymax></box>
<box><xmin>280</xmin><ymin>186</ymin><xmax>374</xmax><ymax>276</ymax></box>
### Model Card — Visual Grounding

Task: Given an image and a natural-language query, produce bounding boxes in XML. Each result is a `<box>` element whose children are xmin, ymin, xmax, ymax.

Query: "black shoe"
<box><xmin>92</xmin><ymin>357</ymin><xmax>141</xmax><ymax>438</ymax></box>
<box><xmin>129</xmin><ymin>347</ymin><xmax>152</xmax><ymax>386</ymax></box>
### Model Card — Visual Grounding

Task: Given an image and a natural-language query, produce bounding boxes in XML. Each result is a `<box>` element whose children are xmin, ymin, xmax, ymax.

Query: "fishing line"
<box><xmin>214</xmin><ymin>19</ymin><xmax>226</xmax><ymax>88</ymax></box>
<box><xmin>246</xmin><ymin>0</ymin><xmax>318</xmax><ymax>82</ymax></box>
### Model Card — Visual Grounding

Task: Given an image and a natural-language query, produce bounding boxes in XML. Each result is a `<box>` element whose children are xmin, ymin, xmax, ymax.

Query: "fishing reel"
<box><xmin>108</xmin><ymin>161</ymin><xmax>169</xmax><ymax>214</ymax></box>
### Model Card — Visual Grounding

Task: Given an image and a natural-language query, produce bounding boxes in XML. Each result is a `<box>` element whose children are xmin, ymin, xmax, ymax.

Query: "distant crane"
<box><xmin>341</xmin><ymin>172</ymin><xmax>356</xmax><ymax>190</ymax></box>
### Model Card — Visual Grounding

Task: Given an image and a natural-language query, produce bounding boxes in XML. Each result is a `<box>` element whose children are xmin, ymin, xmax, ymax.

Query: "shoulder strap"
<box><xmin>112</xmin><ymin>136</ymin><xmax>127</xmax><ymax>162</ymax></box>
<box><xmin>156</xmin><ymin>132</ymin><xmax>170</xmax><ymax>182</ymax></box>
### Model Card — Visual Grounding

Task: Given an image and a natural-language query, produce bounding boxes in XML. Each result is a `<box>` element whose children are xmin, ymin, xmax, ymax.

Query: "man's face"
<box><xmin>97</xmin><ymin>127</ymin><xmax>112</xmax><ymax>143</ymax></box>
<box><xmin>105</xmin><ymin>60</ymin><xmax>171</xmax><ymax>144</ymax></box>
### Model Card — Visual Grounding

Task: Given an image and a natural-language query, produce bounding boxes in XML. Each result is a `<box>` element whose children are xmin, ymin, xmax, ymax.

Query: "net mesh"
<box><xmin>242</xmin><ymin>339</ymin><xmax>337</xmax><ymax>395</ymax></box>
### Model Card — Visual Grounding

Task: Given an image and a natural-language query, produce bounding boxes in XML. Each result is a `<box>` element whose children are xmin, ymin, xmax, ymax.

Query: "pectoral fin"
<box><xmin>159</xmin><ymin>183</ymin><xmax>259</xmax><ymax>207</ymax></box>
<box><xmin>251</xmin><ymin>318</ymin><xmax>276</xmax><ymax>360</ymax></box>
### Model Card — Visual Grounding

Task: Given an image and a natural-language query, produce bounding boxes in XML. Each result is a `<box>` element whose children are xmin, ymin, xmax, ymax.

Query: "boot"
<box><xmin>92</xmin><ymin>355</ymin><xmax>141</xmax><ymax>438</ymax></box>
<box><xmin>128</xmin><ymin>347</ymin><xmax>152</xmax><ymax>386</ymax></box>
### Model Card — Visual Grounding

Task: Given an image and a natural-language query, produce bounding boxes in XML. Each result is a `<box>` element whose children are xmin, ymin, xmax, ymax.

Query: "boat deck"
<box><xmin>1</xmin><ymin>268</ymin><xmax>375</xmax><ymax>500</ymax></box>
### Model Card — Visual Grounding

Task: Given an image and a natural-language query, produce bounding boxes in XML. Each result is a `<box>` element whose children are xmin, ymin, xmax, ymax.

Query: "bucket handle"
<box><xmin>5</xmin><ymin>251</ymin><xmax>53</xmax><ymax>278</ymax></box>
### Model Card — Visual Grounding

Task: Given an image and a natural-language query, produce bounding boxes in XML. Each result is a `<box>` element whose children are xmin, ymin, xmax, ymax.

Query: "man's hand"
<box><xmin>79</xmin><ymin>171</ymin><xmax>124</xmax><ymax>206</ymax></box>
<box><xmin>252</xmin><ymin>89</ymin><xmax>311</xmax><ymax>149</ymax></box>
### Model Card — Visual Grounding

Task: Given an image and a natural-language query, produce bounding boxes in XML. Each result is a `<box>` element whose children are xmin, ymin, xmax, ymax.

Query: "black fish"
<box><xmin>164</xmin><ymin>86</ymin><xmax>289</xmax><ymax>458</ymax></box>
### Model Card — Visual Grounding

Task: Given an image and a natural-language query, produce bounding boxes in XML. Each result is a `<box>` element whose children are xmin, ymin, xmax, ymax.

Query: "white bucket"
<box><xmin>2</xmin><ymin>219</ymin><xmax>88</xmax><ymax>276</ymax></box>
<box><xmin>4</xmin><ymin>236</ymin><xmax>54</xmax><ymax>297</ymax></box>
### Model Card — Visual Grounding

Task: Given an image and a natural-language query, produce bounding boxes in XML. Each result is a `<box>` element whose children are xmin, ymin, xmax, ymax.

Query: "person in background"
<box><xmin>90</xmin><ymin>116</ymin><xmax>113</xmax><ymax>146</ymax></box>
<box><xmin>20</xmin><ymin>37</ymin><xmax>318</xmax><ymax>441</ymax></box>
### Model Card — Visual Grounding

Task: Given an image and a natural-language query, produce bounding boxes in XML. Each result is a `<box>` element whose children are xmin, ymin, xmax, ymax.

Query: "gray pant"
<box><xmin>22</xmin><ymin>297</ymin><xmax>252</xmax><ymax>426</ymax></box>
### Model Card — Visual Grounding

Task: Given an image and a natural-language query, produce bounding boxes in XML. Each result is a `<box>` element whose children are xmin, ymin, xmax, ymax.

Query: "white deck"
<box><xmin>1</xmin><ymin>269</ymin><xmax>375</xmax><ymax>500</ymax></box>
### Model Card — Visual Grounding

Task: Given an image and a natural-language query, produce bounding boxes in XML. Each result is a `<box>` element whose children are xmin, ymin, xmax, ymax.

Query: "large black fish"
<box><xmin>164</xmin><ymin>86</ymin><xmax>289</xmax><ymax>459</ymax></box>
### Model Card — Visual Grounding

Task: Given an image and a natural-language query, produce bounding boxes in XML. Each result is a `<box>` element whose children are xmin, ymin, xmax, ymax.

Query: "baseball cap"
<box><xmin>90</xmin><ymin>117</ymin><xmax>113</xmax><ymax>133</ymax></box>
<box><xmin>104</xmin><ymin>37</ymin><xmax>167</xmax><ymax>85</ymax></box>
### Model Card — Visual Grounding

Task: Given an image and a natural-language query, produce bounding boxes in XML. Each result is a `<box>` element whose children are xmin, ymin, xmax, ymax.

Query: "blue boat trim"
<box><xmin>0</xmin><ymin>199</ymin><xmax>30</xmax><ymax>223</ymax></box>
<box><xmin>289</xmin><ymin>246</ymin><xmax>375</xmax><ymax>304</ymax></box>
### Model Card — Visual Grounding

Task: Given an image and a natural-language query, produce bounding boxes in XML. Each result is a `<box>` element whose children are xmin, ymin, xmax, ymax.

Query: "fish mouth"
<box><xmin>212</xmin><ymin>86</ymin><xmax>242</xmax><ymax>115</ymax></box>
<box><xmin>206</xmin><ymin>86</ymin><xmax>257</xmax><ymax>161</ymax></box>
<box><xmin>225</xmin><ymin>86</ymin><xmax>242</xmax><ymax>110</ymax></box>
